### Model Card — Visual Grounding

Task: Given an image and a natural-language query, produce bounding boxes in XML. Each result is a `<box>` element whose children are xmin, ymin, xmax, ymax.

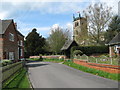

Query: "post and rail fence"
<box><xmin>1</xmin><ymin>61</ymin><xmax>25</xmax><ymax>84</ymax></box>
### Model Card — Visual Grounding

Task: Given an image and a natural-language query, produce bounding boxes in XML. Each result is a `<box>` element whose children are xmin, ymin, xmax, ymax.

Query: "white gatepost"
<box><xmin>96</xmin><ymin>58</ymin><xmax>98</xmax><ymax>63</ymax></box>
<box><xmin>110</xmin><ymin>58</ymin><xmax>113</xmax><ymax>65</ymax></box>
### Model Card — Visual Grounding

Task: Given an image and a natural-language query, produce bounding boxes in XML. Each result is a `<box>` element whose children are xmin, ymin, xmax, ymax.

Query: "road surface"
<box><xmin>27</xmin><ymin>62</ymin><xmax>118</xmax><ymax>88</ymax></box>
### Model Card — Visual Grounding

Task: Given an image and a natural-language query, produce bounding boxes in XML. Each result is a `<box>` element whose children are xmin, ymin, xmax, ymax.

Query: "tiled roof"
<box><xmin>17</xmin><ymin>30</ymin><xmax>24</xmax><ymax>37</ymax></box>
<box><xmin>0</xmin><ymin>19</ymin><xmax>12</xmax><ymax>34</ymax></box>
<box><xmin>108</xmin><ymin>32</ymin><xmax>120</xmax><ymax>45</ymax></box>
<box><xmin>0</xmin><ymin>19</ymin><xmax>24</xmax><ymax>37</ymax></box>
<box><xmin>61</xmin><ymin>40</ymin><xmax>77</xmax><ymax>50</ymax></box>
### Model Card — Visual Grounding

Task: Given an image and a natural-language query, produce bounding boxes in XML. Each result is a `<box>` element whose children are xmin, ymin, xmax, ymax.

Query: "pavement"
<box><xmin>27</xmin><ymin>62</ymin><xmax>119</xmax><ymax>88</ymax></box>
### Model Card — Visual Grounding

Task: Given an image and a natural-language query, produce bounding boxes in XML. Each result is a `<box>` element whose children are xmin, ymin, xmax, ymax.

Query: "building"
<box><xmin>108</xmin><ymin>32</ymin><xmax>120</xmax><ymax>57</ymax></box>
<box><xmin>73</xmin><ymin>14</ymin><xmax>88</xmax><ymax>45</ymax></box>
<box><xmin>61</xmin><ymin>40</ymin><xmax>78</xmax><ymax>58</ymax></box>
<box><xmin>118</xmin><ymin>1</ymin><xmax>120</xmax><ymax>17</ymax></box>
<box><xmin>0</xmin><ymin>19</ymin><xmax>24</xmax><ymax>61</ymax></box>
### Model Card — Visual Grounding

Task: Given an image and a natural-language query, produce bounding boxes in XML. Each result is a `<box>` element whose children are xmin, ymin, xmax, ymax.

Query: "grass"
<box><xmin>43</xmin><ymin>58</ymin><xmax>64</xmax><ymax>63</ymax></box>
<box><xmin>78</xmin><ymin>56</ymin><xmax>119</xmax><ymax>65</ymax></box>
<box><xmin>29</xmin><ymin>58</ymin><xmax>43</xmax><ymax>61</ymax></box>
<box><xmin>2</xmin><ymin>68</ymin><xmax>31</xmax><ymax>89</ymax></box>
<box><xmin>88</xmin><ymin>57</ymin><xmax>119</xmax><ymax>65</ymax></box>
<box><xmin>63</xmin><ymin>60</ymin><xmax>120</xmax><ymax>81</ymax></box>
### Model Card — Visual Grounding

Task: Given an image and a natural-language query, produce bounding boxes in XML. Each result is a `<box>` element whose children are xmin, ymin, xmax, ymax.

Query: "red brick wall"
<box><xmin>3</xmin><ymin>21</ymin><xmax>18</xmax><ymax>61</ymax></box>
<box><xmin>18</xmin><ymin>34</ymin><xmax>24</xmax><ymax>59</ymax></box>
<box><xmin>0</xmin><ymin>37</ymin><xmax>3</xmax><ymax>60</ymax></box>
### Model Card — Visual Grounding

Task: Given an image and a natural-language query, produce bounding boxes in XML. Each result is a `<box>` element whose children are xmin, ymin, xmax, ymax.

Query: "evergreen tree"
<box><xmin>25</xmin><ymin>28</ymin><xmax>46</xmax><ymax>57</ymax></box>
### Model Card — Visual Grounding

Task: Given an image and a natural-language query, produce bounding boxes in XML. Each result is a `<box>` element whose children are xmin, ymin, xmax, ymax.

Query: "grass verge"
<box><xmin>2</xmin><ymin>68</ymin><xmax>31</xmax><ymax>89</ymax></box>
<box><xmin>43</xmin><ymin>58</ymin><xmax>64</xmax><ymax>63</ymax></box>
<box><xmin>63</xmin><ymin>61</ymin><xmax>120</xmax><ymax>81</ymax></box>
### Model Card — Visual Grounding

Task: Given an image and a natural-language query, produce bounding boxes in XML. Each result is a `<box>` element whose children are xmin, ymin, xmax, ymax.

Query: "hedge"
<box><xmin>71</xmin><ymin>46</ymin><xmax>109</xmax><ymax>56</ymax></box>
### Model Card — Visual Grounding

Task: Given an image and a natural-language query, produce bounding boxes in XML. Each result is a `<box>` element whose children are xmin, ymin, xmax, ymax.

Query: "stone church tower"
<box><xmin>73</xmin><ymin>13</ymin><xmax>88</xmax><ymax>45</ymax></box>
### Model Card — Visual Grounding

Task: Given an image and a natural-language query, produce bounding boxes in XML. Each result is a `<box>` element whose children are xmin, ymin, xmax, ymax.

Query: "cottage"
<box><xmin>0</xmin><ymin>19</ymin><xmax>24</xmax><ymax>61</ymax></box>
<box><xmin>61</xmin><ymin>40</ymin><xmax>78</xmax><ymax>58</ymax></box>
<box><xmin>108</xmin><ymin>32</ymin><xmax>120</xmax><ymax>57</ymax></box>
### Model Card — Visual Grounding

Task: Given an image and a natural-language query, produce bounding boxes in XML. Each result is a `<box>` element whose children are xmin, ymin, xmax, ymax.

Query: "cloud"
<box><xmin>0</xmin><ymin>1</ymin><xmax>89</xmax><ymax>19</ymax></box>
<box><xmin>19</xmin><ymin>27</ymin><xmax>50</xmax><ymax>37</ymax></box>
<box><xmin>2</xmin><ymin>0</ymin><xmax>85</xmax><ymax>3</ymax></box>
<box><xmin>99</xmin><ymin>0</ymin><xmax>119</xmax><ymax>14</ymax></box>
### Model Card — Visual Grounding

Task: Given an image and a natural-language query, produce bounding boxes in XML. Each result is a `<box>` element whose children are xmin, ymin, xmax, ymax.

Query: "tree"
<box><xmin>83</xmin><ymin>3</ymin><xmax>112</xmax><ymax>45</ymax></box>
<box><xmin>104</xmin><ymin>15</ymin><xmax>120</xmax><ymax>43</ymax></box>
<box><xmin>25</xmin><ymin>28</ymin><xmax>46</xmax><ymax>57</ymax></box>
<box><xmin>47</xmin><ymin>26</ymin><xmax>70</xmax><ymax>54</ymax></box>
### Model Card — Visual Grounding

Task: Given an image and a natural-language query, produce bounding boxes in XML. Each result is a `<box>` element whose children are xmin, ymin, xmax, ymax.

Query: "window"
<box><xmin>20</xmin><ymin>40</ymin><xmax>23</xmax><ymax>46</ymax></box>
<box><xmin>75</xmin><ymin>22</ymin><xmax>79</xmax><ymax>27</ymax></box>
<box><xmin>9</xmin><ymin>33</ymin><xmax>14</xmax><ymax>42</ymax></box>
<box><xmin>9</xmin><ymin>52</ymin><xmax>14</xmax><ymax>60</ymax></box>
<box><xmin>20</xmin><ymin>49</ymin><xmax>22</xmax><ymax>56</ymax></box>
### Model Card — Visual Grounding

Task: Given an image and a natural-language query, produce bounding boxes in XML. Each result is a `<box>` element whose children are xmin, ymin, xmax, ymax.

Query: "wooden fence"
<box><xmin>2</xmin><ymin>61</ymin><xmax>24</xmax><ymax>83</ymax></box>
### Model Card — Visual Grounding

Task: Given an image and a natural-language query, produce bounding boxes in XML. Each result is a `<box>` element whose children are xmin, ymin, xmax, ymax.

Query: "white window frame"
<box><xmin>9</xmin><ymin>33</ymin><xmax>14</xmax><ymax>42</ymax></box>
<box><xmin>9</xmin><ymin>52</ymin><xmax>14</xmax><ymax>60</ymax></box>
<box><xmin>20</xmin><ymin>49</ymin><xmax>22</xmax><ymax>57</ymax></box>
<box><xmin>20</xmin><ymin>40</ymin><xmax>23</xmax><ymax>46</ymax></box>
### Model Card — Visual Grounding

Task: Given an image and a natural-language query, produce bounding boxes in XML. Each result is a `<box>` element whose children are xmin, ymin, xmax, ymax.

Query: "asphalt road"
<box><xmin>27</xmin><ymin>62</ymin><xmax>118</xmax><ymax>88</ymax></box>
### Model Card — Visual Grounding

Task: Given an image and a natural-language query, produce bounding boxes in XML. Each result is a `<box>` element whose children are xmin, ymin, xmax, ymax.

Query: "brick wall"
<box><xmin>18</xmin><ymin>34</ymin><xmax>24</xmax><ymax>59</ymax></box>
<box><xmin>3</xmin><ymin>22</ymin><xmax>18</xmax><ymax>61</ymax></box>
<box><xmin>0</xmin><ymin>37</ymin><xmax>3</xmax><ymax>60</ymax></box>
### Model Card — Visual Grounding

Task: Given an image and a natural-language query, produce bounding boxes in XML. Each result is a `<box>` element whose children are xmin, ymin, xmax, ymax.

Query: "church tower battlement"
<box><xmin>73</xmin><ymin>13</ymin><xmax>88</xmax><ymax>45</ymax></box>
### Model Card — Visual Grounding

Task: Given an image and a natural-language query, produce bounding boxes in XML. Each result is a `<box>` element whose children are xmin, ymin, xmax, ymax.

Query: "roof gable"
<box><xmin>108</xmin><ymin>32</ymin><xmax>120</xmax><ymax>45</ymax></box>
<box><xmin>61</xmin><ymin>40</ymin><xmax>78</xmax><ymax>50</ymax></box>
<box><xmin>0</xmin><ymin>19</ymin><xmax>12</xmax><ymax>34</ymax></box>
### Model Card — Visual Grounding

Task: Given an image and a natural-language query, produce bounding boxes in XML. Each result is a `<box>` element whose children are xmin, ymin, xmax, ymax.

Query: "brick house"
<box><xmin>0</xmin><ymin>19</ymin><xmax>24</xmax><ymax>61</ymax></box>
<box><xmin>108</xmin><ymin>32</ymin><xmax>120</xmax><ymax>57</ymax></box>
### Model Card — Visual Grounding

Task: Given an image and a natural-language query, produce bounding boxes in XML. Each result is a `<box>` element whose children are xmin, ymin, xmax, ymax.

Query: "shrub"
<box><xmin>71</xmin><ymin>46</ymin><xmax>109</xmax><ymax>56</ymax></box>
<box><xmin>2</xmin><ymin>60</ymin><xmax>13</xmax><ymax>66</ymax></box>
<box><xmin>73</xmin><ymin>50</ymin><xmax>83</xmax><ymax>56</ymax></box>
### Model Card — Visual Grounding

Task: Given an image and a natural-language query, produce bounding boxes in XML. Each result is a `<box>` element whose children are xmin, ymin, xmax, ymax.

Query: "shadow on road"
<box><xmin>26</xmin><ymin>63</ymin><xmax>49</xmax><ymax>68</ymax></box>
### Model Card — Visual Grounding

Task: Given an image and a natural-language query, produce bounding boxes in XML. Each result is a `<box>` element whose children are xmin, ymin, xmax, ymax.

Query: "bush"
<box><xmin>73</xmin><ymin>50</ymin><xmax>83</xmax><ymax>56</ymax></box>
<box><xmin>71</xmin><ymin>46</ymin><xmax>109</xmax><ymax>56</ymax></box>
<box><xmin>2</xmin><ymin>60</ymin><xmax>13</xmax><ymax>66</ymax></box>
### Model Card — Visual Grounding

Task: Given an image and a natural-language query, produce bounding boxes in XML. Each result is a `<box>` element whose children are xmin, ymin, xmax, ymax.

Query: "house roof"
<box><xmin>108</xmin><ymin>32</ymin><xmax>120</xmax><ymax>45</ymax></box>
<box><xmin>0</xmin><ymin>19</ymin><xmax>13</xmax><ymax>34</ymax></box>
<box><xmin>17</xmin><ymin>30</ymin><xmax>24</xmax><ymax>37</ymax></box>
<box><xmin>61</xmin><ymin>40</ymin><xmax>77</xmax><ymax>50</ymax></box>
<box><xmin>0</xmin><ymin>19</ymin><xmax>24</xmax><ymax>37</ymax></box>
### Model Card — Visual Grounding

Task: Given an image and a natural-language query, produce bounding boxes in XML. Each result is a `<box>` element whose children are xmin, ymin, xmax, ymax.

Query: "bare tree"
<box><xmin>83</xmin><ymin>3</ymin><xmax>113</xmax><ymax>45</ymax></box>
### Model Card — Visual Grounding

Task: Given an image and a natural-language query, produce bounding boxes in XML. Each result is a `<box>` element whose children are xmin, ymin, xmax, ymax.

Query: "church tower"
<box><xmin>73</xmin><ymin>13</ymin><xmax>88</xmax><ymax>45</ymax></box>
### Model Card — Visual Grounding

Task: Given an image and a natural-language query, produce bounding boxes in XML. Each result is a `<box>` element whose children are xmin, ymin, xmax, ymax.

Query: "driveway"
<box><xmin>27</xmin><ymin>62</ymin><xmax>118</xmax><ymax>88</ymax></box>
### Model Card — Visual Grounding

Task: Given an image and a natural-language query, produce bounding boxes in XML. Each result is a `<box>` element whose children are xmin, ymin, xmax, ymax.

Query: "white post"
<box><xmin>87</xmin><ymin>56</ymin><xmax>88</xmax><ymax>62</ymax></box>
<box><xmin>111</xmin><ymin>58</ymin><xmax>113</xmax><ymax>65</ymax></box>
<box><xmin>96</xmin><ymin>58</ymin><xmax>98</xmax><ymax>63</ymax></box>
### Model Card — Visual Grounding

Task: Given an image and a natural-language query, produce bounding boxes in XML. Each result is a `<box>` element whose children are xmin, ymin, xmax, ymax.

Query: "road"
<box><xmin>27</xmin><ymin>62</ymin><xmax>118</xmax><ymax>88</ymax></box>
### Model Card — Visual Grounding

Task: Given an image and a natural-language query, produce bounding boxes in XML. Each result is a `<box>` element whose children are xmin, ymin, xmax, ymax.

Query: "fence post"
<box><xmin>87</xmin><ymin>56</ymin><xmax>88</xmax><ymax>62</ymax></box>
<box><xmin>110</xmin><ymin>58</ymin><xmax>113</xmax><ymax>65</ymax></box>
<box><xmin>96</xmin><ymin>58</ymin><xmax>98</xmax><ymax>63</ymax></box>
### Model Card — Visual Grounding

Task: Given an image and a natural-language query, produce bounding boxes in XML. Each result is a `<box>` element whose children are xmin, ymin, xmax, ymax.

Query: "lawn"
<box><xmin>28</xmin><ymin>58</ymin><xmax>64</xmax><ymax>63</ymax></box>
<box><xmin>2</xmin><ymin>68</ymin><xmax>31</xmax><ymax>89</ymax></box>
<box><xmin>43</xmin><ymin>58</ymin><xmax>64</xmax><ymax>63</ymax></box>
<box><xmin>76</xmin><ymin>56</ymin><xmax>119</xmax><ymax>65</ymax></box>
<box><xmin>63</xmin><ymin>60</ymin><xmax>120</xmax><ymax>81</ymax></box>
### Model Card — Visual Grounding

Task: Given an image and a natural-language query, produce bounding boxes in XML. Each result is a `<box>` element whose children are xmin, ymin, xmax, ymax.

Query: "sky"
<box><xmin>0</xmin><ymin>0</ymin><xmax>119</xmax><ymax>38</ymax></box>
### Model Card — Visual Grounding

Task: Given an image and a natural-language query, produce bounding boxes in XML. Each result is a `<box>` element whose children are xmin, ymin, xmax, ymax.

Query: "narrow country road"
<box><xmin>27</xmin><ymin>62</ymin><xmax>118</xmax><ymax>88</ymax></box>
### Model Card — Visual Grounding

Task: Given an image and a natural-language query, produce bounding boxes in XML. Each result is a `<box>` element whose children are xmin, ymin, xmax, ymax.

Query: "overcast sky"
<box><xmin>0</xmin><ymin>0</ymin><xmax>119</xmax><ymax>38</ymax></box>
